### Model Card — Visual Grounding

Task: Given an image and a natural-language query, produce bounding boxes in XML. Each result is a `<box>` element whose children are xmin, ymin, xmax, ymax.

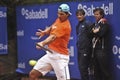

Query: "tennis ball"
<box><xmin>29</xmin><ymin>60</ymin><xmax>37</xmax><ymax>66</ymax></box>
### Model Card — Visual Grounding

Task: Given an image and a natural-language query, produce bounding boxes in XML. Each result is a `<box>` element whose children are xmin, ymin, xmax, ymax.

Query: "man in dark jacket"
<box><xmin>92</xmin><ymin>8</ymin><xmax>113</xmax><ymax>80</ymax></box>
<box><xmin>76</xmin><ymin>9</ymin><xmax>93</xmax><ymax>80</ymax></box>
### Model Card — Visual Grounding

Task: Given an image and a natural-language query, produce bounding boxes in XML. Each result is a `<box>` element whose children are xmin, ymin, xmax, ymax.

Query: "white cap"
<box><xmin>58</xmin><ymin>4</ymin><xmax>72</xmax><ymax>15</ymax></box>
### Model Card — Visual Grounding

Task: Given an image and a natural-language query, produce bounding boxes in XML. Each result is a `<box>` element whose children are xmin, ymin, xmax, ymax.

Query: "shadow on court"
<box><xmin>0</xmin><ymin>72</ymin><xmax>81</xmax><ymax>80</ymax></box>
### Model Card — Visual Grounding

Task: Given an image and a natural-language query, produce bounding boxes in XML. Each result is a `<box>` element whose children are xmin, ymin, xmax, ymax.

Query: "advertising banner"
<box><xmin>0</xmin><ymin>7</ymin><xmax>7</xmax><ymax>54</ymax></box>
<box><xmin>110</xmin><ymin>0</ymin><xmax>120</xmax><ymax>80</ymax></box>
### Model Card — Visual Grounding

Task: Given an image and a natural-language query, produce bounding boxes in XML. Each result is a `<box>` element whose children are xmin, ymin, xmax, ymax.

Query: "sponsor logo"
<box><xmin>112</xmin><ymin>45</ymin><xmax>120</xmax><ymax>55</ymax></box>
<box><xmin>115</xmin><ymin>36</ymin><xmax>120</xmax><ymax>41</ymax></box>
<box><xmin>21</xmin><ymin>8</ymin><xmax>48</xmax><ymax>19</ymax></box>
<box><xmin>18</xmin><ymin>62</ymin><xmax>26</xmax><ymax>69</ymax></box>
<box><xmin>17</xmin><ymin>30</ymin><xmax>24</xmax><ymax>36</ymax></box>
<box><xmin>113</xmin><ymin>35</ymin><xmax>120</xmax><ymax>69</ymax></box>
<box><xmin>0</xmin><ymin>43</ymin><xmax>7</xmax><ymax>50</ymax></box>
<box><xmin>0</xmin><ymin>11</ymin><xmax>6</xmax><ymax>18</ymax></box>
<box><xmin>77</xmin><ymin>2</ymin><xmax>113</xmax><ymax>16</ymax></box>
<box><xmin>31</xmin><ymin>36</ymin><xmax>39</xmax><ymax>40</ymax></box>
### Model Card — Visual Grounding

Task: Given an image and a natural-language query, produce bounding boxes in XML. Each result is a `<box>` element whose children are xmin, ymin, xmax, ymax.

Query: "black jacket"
<box><xmin>92</xmin><ymin>20</ymin><xmax>111</xmax><ymax>51</ymax></box>
<box><xmin>76</xmin><ymin>19</ymin><xmax>93</xmax><ymax>50</ymax></box>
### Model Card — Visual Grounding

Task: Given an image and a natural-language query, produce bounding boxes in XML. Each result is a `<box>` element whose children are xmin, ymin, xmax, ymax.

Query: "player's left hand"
<box><xmin>36</xmin><ymin>29</ymin><xmax>46</xmax><ymax>39</ymax></box>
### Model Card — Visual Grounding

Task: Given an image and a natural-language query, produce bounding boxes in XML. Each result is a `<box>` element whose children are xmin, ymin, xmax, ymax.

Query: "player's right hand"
<box><xmin>36</xmin><ymin>42</ymin><xmax>43</xmax><ymax>49</ymax></box>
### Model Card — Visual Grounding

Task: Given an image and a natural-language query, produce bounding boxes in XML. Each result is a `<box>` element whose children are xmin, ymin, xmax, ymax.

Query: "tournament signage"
<box><xmin>0</xmin><ymin>7</ymin><xmax>7</xmax><ymax>54</ymax></box>
<box><xmin>111</xmin><ymin>0</ymin><xmax>120</xmax><ymax>80</ymax></box>
<box><xmin>16</xmin><ymin>1</ymin><xmax>120</xmax><ymax>79</ymax></box>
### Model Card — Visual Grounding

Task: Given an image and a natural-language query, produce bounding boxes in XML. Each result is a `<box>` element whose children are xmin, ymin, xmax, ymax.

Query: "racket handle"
<box><xmin>36</xmin><ymin>43</ymin><xmax>53</xmax><ymax>53</ymax></box>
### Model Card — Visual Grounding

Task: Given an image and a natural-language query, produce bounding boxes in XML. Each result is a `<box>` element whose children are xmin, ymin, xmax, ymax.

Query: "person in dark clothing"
<box><xmin>92</xmin><ymin>8</ymin><xmax>113</xmax><ymax>80</ymax></box>
<box><xmin>76</xmin><ymin>9</ymin><xmax>93</xmax><ymax>80</ymax></box>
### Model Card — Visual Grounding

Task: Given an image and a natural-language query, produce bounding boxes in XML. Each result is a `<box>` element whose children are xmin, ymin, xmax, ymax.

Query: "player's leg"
<box><xmin>64</xmin><ymin>65</ymin><xmax>70</xmax><ymax>80</ymax></box>
<box><xmin>51</xmin><ymin>53</ymin><xmax>70</xmax><ymax>80</ymax></box>
<box><xmin>29</xmin><ymin>54</ymin><xmax>52</xmax><ymax>80</ymax></box>
<box><xmin>29</xmin><ymin>69</ymin><xmax>42</xmax><ymax>80</ymax></box>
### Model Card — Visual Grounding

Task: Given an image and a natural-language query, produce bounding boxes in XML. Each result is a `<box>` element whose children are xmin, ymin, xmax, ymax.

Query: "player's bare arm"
<box><xmin>36</xmin><ymin>34</ymin><xmax>56</xmax><ymax>49</ymax></box>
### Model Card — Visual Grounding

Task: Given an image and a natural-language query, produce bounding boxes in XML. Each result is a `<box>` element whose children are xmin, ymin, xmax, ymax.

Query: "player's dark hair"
<box><xmin>76</xmin><ymin>9</ymin><xmax>85</xmax><ymax>15</ymax></box>
<box><xmin>64</xmin><ymin>12</ymin><xmax>69</xmax><ymax>15</ymax></box>
<box><xmin>93</xmin><ymin>8</ymin><xmax>105</xmax><ymax>18</ymax></box>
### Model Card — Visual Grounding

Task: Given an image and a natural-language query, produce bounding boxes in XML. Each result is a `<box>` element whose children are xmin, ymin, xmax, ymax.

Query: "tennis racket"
<box><xmin>36</xmin><ymin>43</ymin><xmax>53</xmax><ymax>53</ymax></box>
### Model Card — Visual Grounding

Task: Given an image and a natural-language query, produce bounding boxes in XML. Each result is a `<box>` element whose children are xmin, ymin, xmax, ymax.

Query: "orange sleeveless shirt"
<box><xmin>48</xmin><ymin>18</ymin><xmax>71</xmax><ymax>55</ymax></box>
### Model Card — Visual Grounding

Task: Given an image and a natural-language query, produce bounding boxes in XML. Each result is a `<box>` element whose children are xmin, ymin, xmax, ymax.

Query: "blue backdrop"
<box><xmin>0</xmin><ymin>7</ymin><xmax>7</xmax><ymax>54</ymax></box>
<box><xmin>16</xmin><ymin>1</ymin><xmax>120</xmax><ymax>79</ymax></box>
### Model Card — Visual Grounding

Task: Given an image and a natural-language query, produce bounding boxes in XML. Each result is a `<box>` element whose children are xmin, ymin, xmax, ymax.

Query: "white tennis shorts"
<box><xmin>33</xmin><ymin>50</ymin><xmax>70</xmax><ymax>80</ymax></box>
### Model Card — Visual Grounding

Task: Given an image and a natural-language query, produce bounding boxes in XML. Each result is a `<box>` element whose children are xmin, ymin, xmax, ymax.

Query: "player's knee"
<box><xmin>29</xmin><ymin>70</ymin><xmax>36</xmax><ymax>79</ymax></box>
<box><xmin>29</xmin><ymin>69</ymin><xmax>42</xmax><ymax>79</ymax></box>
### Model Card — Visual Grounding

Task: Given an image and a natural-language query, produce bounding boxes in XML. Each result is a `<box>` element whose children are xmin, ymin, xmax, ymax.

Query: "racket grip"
<box><xmin>36</xmin><ymin>43</ymin><xmax>53</xmax><ymax>53</ymax></box>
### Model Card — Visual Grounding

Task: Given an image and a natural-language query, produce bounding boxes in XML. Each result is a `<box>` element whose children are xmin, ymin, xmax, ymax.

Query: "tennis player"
<box><xmin>29</xmin><ymin>3</ymin><xmax>72</xmax><ymax>80</ymax></box>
